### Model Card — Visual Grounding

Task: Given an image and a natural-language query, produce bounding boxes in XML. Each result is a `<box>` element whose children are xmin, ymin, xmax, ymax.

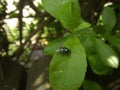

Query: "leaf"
<box><xmin>93</xmin><ymin>38</ymin><xmax>119</xmax><ymax>68</ymax></box>
<box><xmin>76</xmin><ymin>28</ymin><xmax>96</xmax><ymax>54</ymax></box>
<box><xmin>88</xmin><ymin>54</ymin><xmax>112</xmax><ymax>75</ymax></box>
<box><xmin>102</xmin><ymin>7</ymin><xmax>116</xmax><ymax>33</ymax></box>
<box><xmin>42</xmin><ymin>0</ymin><xmax>82</xmax><ymax>30</ymax></box>
<box><xmin>76</xmin><ymin>21</ymin><xmax>91</xmax><ymax>30</ymax></box>
<box><xmin>83</xmin><ymin>80</ymin><xmax>103</xmax><ymax>90</ymax></box>
<box><xmin>104</xmin><ymin>34</ymin><xmax>120</xmax><ymax>51</ymax></box>
<box><xmin>49</xmin><ymin>36</ymin><xmax>87</xmax><ymax>90</ymax></box>
<box><xmin>44</xmin><ymin>34</ymin><xmax>72</xmax><ymax>55</ymax></box>
<box><xmin>76</xmin><ymin>29</ymin><xmax>115</xmax><ymax>75</ymax></box>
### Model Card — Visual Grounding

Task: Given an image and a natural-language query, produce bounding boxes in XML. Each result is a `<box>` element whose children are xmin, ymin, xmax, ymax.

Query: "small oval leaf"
<box><xmin>93</xmin><ymin>38</ymin><xmax>119</xmax><ymax>68</ymax></box>
<box><xmin>88</xmin><ymin>54</ymin><xmax>112</xmax><ymax>75</ymax></box>
<box><xmin>49</xmin><ymin>36</ymin><xmax>87</xmax><ymax>90</ymax></box>
<box><xmin>83</xmin><ymin>80</ymin><xmax>103</xmax><ymax>90</ymax></box>
<box><xmin>102</xmin><ymin>7</ymin><xmax>116</xmax><ymax>33</ymax></box>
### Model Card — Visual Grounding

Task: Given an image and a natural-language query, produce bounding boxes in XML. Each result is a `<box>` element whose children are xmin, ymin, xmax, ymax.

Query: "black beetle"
<box><xmin>57</xmin><ymin>47</ymin><xmax>71</xmax><ymax>55</ymax></box>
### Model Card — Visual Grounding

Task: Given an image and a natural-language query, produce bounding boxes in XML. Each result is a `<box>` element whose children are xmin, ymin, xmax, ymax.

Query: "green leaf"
<box><xmin>76</xmin><ymin>21</ymin><xmax>91</xmax><ymax>30</ymax></box>
<box><xmin>44</xmin><ymin>34</ymin><xmax>72</xmax><ymax>55</ymax></box>
<box><xmin>83</xmin><ymin>80</ymin><xmax>103</xmax><ymax>90</ymax></box>
<box><xmin>88</xmin><ymin>54</ymin><xmax>112</xmax><ymax>75</ymax></box>
<box><xmin>102</xmin><ymin>7</ymin><xmax>116</xmax><ymax>33</ymax></box>
<box><xmin>104</xmin><ymin>34</ymin><xmax>120</xmax><ymax>51</ymax></box>
<box><xmin>76</xmin><ymin>28</ymin><xmax>96</xmax><ymax>54</ymax></box>
<box><xmin>76</xmin><ymin>29</ymin><xmax>115</xmax><ymax>75</ymax></box>
<box><xmin>93</xmin><ymin>38</ymin><xmax>119</xmax><ymax>68</ymax></box>
<box><xmin>42</xmin><ymin>0</ymin><xmax>82</xmax><ymax>30</ymax></box>
<box><xmin>49</xmin><ymin>36</ymin><xmax>87</xmax><ymax>90</ymax></box>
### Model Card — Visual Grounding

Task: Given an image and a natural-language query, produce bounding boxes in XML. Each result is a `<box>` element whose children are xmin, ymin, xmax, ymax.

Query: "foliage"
<box><xmin>83</xmin><ymin>80</ymin><xmax>102</xmax><ymax>90</ymax></box>
<box><xmin>49</xmin><ymin>36</ymin><xmax>87</xmax><ymax>90</ymax></box>
<box><xmin>42</xmin><ymin>0</ymin><xmax>82</xmax><ymax>30</ymax></box>
<box><xmin>0</xmin><ymin>0</ymin><xmax>120</xmax><ymax>90</ymax></box>
<box><xmin>42</xmin><ymin>0</ymin><xmax>120</xmax><ymax>90</ymax></box>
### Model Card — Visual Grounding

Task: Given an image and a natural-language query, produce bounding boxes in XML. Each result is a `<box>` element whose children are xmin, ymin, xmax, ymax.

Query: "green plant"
<box><xmin>42</xmin><ymin>0</ymin><xmax>120</xmax><ymax>90</ymax></box>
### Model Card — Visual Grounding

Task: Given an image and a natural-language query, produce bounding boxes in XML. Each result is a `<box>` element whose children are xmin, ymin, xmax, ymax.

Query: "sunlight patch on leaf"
<box><xmin>107</xmin><ymin>56</ymin><xmax>119</xmax><ymax>68</ymax></box>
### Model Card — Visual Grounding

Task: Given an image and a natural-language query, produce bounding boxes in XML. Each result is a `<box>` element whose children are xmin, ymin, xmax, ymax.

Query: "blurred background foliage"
<box><xmin>0</xmin><ymin>0</ymin><xmax>65</xmax><ymax>62</ymax></box>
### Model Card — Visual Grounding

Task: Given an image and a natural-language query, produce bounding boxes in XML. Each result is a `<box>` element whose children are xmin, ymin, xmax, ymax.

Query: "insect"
<box><xmin>57</xmin><ymin>47</ymin><xmax>71</xmax><ymax>55</ymax></box>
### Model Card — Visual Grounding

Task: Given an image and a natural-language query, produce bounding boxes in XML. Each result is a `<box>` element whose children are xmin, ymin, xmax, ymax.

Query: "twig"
<box><xmin>18</xmin><ymin>0</ymin><xmax>24</xmax><ymax>45</ymax></box>
<box><xmin>11</xmin><ymin>17</ymin><xmax>54</xmax><ymax>61</ymax></box>
<box><xmin>27</xmin><ymin>0</ymin><xmax>49</xmax><ymax>17</ymax></box>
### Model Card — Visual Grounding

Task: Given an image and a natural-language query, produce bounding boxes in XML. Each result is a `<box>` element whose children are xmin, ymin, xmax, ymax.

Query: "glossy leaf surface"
<box><xmin>42</xmin><ymin>0</ymin><xmax>82</xmax><ymax>30</ymax></box>
<box><xmin>93</xmin><ymin>38</ymin><xmax>119</xmax><ymax>68</ymax></box>
<box><xmin>49</xmin><ymin>36</ymin><xmax>87</xmax><ymax>90</ymax></box>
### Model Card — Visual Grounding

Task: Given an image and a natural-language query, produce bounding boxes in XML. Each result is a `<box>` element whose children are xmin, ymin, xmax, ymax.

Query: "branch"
<box><xmin>27</xmin><ymin>0</ymin><xmax>49</xmax><ymax>17</ymax></box>
<box><xmin>11</xmin><ymin>17</ymin><xmax>54</xmax><ymax>61</ymax></box>
<box><xmin>18</xmin><ymin>0</ymin><xmax>24</xmax><ymax>45</ymax></box>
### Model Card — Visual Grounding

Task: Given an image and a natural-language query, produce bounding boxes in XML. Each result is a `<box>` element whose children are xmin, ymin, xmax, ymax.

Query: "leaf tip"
<box><xmin>108</xmin><ymin>56</ymin><xmax>119</xmax><ymax>68</ymax></box>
